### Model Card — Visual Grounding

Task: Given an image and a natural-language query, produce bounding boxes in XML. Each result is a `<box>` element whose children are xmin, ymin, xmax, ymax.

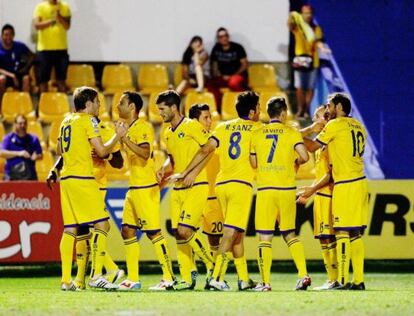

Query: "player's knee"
<box><xmin>208</xmin><ymin>235</ymin><xmax>221</xmax><ymax>247</ymax></box>
<box><xmin>94</xmin><ymin>220</ymin><xmax>110</xmax><ymax>232</ymax></box>
<box><xmin>282</xmin><ymin>231</ymin><xmax>296</xmax><ymax>243</ymax></box>
<box><xmin>121</xmin><ymin>225</ymin><xmax>136</xmax><ymax>239</ymax></box>
<box><xmin>175</xmin><ymin>226</ymin><xmax>193</xmax><ymax>240</ymax></box>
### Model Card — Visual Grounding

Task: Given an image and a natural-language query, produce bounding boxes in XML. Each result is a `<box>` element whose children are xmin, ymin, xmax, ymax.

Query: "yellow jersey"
<box><xmin>250</xmin><ymin>120</ymin><xmax>303</xmax><ymax>188</ymax></box>
<box><xmin>212</xmin><ymin>118</ymin><xmax>260</xmax><ymax>186</ymax></box>
<box><xmin>314</xmin><ymin>146</ymin><xmax>333</xmax><ymax>195</ymax></box>
<box><xmin>125</xmin><ymin>118</ymin><xmax>157</xmax><ymax>187</ymax></box>
<box><xmin>93</xmin><ymin>121</ymin><xmax>121</xmax><ymax>189</ymax></box>
<box><xmin>164</xmin><ymin>117</ymin><xmax>209</xmax><ymax>187</ymax></box>
<box><xmin>59</xmin><ymin>112</ymin><xmax>100</xmax><ymax>179</ymax></box>
<box><xmin>33</xmin><ymin>0</ymin><xmax>71</xmax><ymax>51</ymax></box>
<box><xmin>316</xmin><ymin>117</ymin><xmax>366</xmax><ymax>183</ymax></box>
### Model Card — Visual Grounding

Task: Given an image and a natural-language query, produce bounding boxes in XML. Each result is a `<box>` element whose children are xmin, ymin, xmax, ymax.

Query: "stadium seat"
<box><xmin>106</xmin><ymin>150</ymin><xmax>129</xmax><ymax>181</ymax></box>
<box><xmin>48</xmin><ymin>119</ymin><xmax>64</xmax><ymax>152</ymax></box>
<box><xmin>27</xmin><ymin>121</ymin><xmax>47</xmax><ymax>150</ymax></box>
<box><xmin>0</xmin><ymin>122</ymin><xmax>5</xmax><ymax>140</ymax></box>
<box><xmin>97</xmin><ymin>93</ymin><xmax>111</xmax><ymax>121</ymax></box>
<box><xmin>296</xmin><ymin>153</ymin><xmax>315</xmax><ymax>180</ymax></box>
<box><xmin>148</xmin><ymin>92</ymin><xmax>163</xmax><ymax>124</ymax></box>
<box><xmin>184</xmin><ymin>91</ymin><xmax>220</xmax><ymax>121</ymax></box>
<box><xmin>1</xmin><ymin>92</ymin><xmax>36</xmax><ymax>123</ymax></box>
<box><xmin>36</xmin><ymin>150</ymin><xmax>54</xmax><ymax>181</ymax></box>
<box><xmin>0</xmin><ymin>157</ymin><xmax>5</xmax><ymax>180</ymax></box>
<box><xmin>221</xmin><ymin>91</ymin><xmax>240</xmax><ymax>121</ymax></box>
<box><xmin>66</xmin><ymin>64</ymin><xmax>96</xmax><ymax>92</ymax></box>
<box><xmin>38</xmin><ymin>92</ymin><xmax>70</xmax><ymax>123</ymax></box>
<box><xmin>138</xmin><ymin>64</ymin><xmax>169</xmax><ymax>95</ymax></box>
<box><xmin>258</xmin><ymin>91</ymin><xmax>292</xmax><ymax>122</ymax></box>
<box><xmin>102</xmin><ymin>64</ymin><xmax>134</xmax><ymax>94</ymax></box>
<box><xmin>248</xmin><ymin>64</ymin><xmax>279</xmax><ymax>92</ymax></box>
<box><xmin>173</xmin><ymin>64</ymin><xmax>183</xmax><ymax>87</ymax></box>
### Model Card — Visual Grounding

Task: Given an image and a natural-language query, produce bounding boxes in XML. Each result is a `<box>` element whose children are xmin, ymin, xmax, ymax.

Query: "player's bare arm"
<box><xmin>90</xmin><ymin>121</ymin><xmax>127</xmax><ymax>158</ymax></box>
<box><xmin>303</xmin><ymin>137</ymin><xmax>323</xmax><ymax>153</ymax></box>
<box><xmin>121</xmin><ymin>136</ymin><xmax>150</xmax><ymax>160</ymax></box>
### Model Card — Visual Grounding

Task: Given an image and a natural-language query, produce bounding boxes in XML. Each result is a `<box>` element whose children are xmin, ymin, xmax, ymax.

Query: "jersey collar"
<box><xmin>171</xmin><ymin>116</ymin><xmax>185</xmax><ymax>132</ymax></box>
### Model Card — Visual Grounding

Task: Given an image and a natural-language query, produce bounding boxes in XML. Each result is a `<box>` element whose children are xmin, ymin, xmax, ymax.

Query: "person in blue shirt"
<box><xmin>0</xmin><ymin>114</ymin><xmax>43</xmax><ymax>181</ymax></box>
<box><xmin>0</xmin><ymin>24</ymin><xmax>35</xmax><ymax>101</ymax></box>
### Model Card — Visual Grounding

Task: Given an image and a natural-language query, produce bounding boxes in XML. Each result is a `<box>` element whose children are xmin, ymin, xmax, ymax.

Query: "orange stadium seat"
<box><xmin>66</xmin><ymin>64</ymin><xmax>97</xmax><ymax>92</ymax></box>
<box><xmin>38</xmin><ymin>92</ymin><xmax>70</xmax><ymax>123</ymax></box>
<box><xmin>248</xmin><ymin>64</ymin><xmax>279</xmax><ymax>93</ymax></box>
<box><xmin>138</xmin><ymin>64</ymin><xmax>169</xmax><ymax>95</ymax></box>
<box><xmin>102</xmin><ymin>64</ymin><xmax>134</xmax><ymax>94</ymax></box>
<box><xmin>1</xmin><ymin>92</ymin><xmax>36</xmax><ymax>123</ymax></box>
<box><xmin>258</xmin><ymin>91</ymin><xmax>292</xmax><ymax>122</ymax></box>
<box><xmin>48</xmin><ymin>119</ymin><xmax>64</xmax><ymax>152</ymax></box>
<box><xmin>184</xmin><ymin>91</ymin><xmax>220</xmax><ymax>121</ymax></box>
<box><xmin>148</xmin><ymin>92</ymin><xmax>163</xmax><ymax>124</ymax></box>
<box><xmin>221</xmin><ymin>91</ymin><xmax>240</xmax><ymax>121</ymax></box>
<box><xmin>173</xmin><ymin>64</ymin><xmax>183</xmax><ymax>87</ymax></box>
<box><xmin>36</xmin><ymin>150</ymin><xmax>55</xmax><ymax>181</ymax></box>
<box><xmin>27</xmin><ymin>121</ymin><xmax>47</xmax><ymax>150</ymax></box>
<box><xmin>97</xmin><ymin>93</ymin><xmax>111</xmax><ymax>121</ymax></box>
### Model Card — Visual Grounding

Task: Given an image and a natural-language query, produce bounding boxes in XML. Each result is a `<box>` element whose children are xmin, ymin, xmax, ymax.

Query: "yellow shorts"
<box><xmin>313</xmin><ymin>192</ymin><xmax>334</xmax><ymax>238</ymax></box>
<box><xmin>216</xmin><ymin>182</ymin><xmax>253</xmax><ymax>232</ymax></box>
<box><xmin>60</xmin><ymin>177</ymin><xmax>108</xmax><ymax>227</ymax></box>
<box><xmin>202</xmin><ymin>197</ymin><xmax>224</xmax><ymax>236</ymax></box>
<box><xmin>332</xmin><ymin>177</ymin><xmax>368</xmax><ymax>231</ymax></box>
<box><xmin>122</xmin><ymin>184</ymin><xmax>161</xmax><ymax>233</ymax></box>
<box><xmin>170</xmin><ymin>183</ymin><xmax>208</xmax><ymax>230</ymax></box>
<box><xmin>255</xmin><ymin>188</ymin><xmax>296</xmax><ymax>234</ymax></box>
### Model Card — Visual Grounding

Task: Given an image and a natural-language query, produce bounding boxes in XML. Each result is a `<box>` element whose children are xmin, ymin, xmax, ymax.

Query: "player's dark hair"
<box><xmin>189</xmin><ymin>103</ymin><xmax>210</xmax><ymax>120</ymax></box>
<box><xmin>330</xmin><ymin>93</ymin><xmax>351</xmax><ymax>116</ymax></box>
<box><xmin>235</xmin><ymin>91</ymin><xmax>259</xmax><ymax>118</ymax></box>
<box><xmin>73</xmin><ymin>86</ymin><xmax>98</xmax><ymax>111</ymax></box>
<box><xmin>123</xmin><ymin>91</ymin><xmax>143</xmax><ymax>113</ymax></box>
<box><xmin>2</xmin><ymin>24</ymin><xmax>14</xmax><ymax>35</ymax></box>
<box><xmin>183</xmin><ymin>36</ymin><xmax>203</xmax><ymax>65</ymax></box>
<box><xmin>267</xmin><ymin>97</ymin><xmax>287</xmax><ymax>119</ymax></box>
<box><xmin>156</xmin><ymin>90</ymin><xmax>181</xmax><ymax>110</ymax></box>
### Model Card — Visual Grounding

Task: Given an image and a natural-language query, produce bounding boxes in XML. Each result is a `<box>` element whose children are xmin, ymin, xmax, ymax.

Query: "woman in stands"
<box><xmin>176</xmin><ymin>36</ymin><xmax>209</xmax><ymax>95</ymax></box>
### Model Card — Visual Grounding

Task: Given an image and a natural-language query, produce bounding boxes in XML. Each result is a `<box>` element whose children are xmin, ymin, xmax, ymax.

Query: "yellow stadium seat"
<box><xmin>148</xmin><ymin>92</ymin><xmax>163</xmax><ymax>124</ymax></box>
<box><xmin>258</xmin><ymin>91</ymin><xmax>292</xmax><ymax>122</ymax></box>
<box><xmin>184</xmin><ymin>91</ymin><xmax>220</xmax><ymax>121</ymax></box>
<box><xmin>102</xmin><ymin>64</ymin><xmax>134</xmax><ymax>94</ymax></box>
<box><xmin>38</xmin><ymin>92</ymin><xmax>70</xmax><ymax>123</ymax></box>
<box><xmin>138</xmin><ymin>64</ymin><xmax>169</xmax><ymax>95</ymax></box>
<box><xmin>0</xmin><ymin>157</ymin><xmax>5</xmax><ymax>179</ymax></box>
<box><xmin>36</xmin><ymin>150</ymin><xmax>55</xmax><ymax>181</ymax></box>
<box><xmin>1</xmin><ymin>92</ymin><xmax>36</xmax><ymax>122</ymax></box>
<box><xmin>221</xmin><ymin>91</ymin><xmax>240</xmax><ymax>121</ymax></box>
<box><xmin>153</xmin><ymin>149</ymin><xmax>167</xmax><ymax>171</ymax></box>
<box><xmin>106</xmin><ymin>150</ymin><xmax>129</xmax><ymax>181</ymax></box>
<box><xmin>66</xmin><ymin>64</ymin><xmax>96</xmax><ymax>92</ymax></box>
<box><xmin>296</xmin><ymin>153</ymin><xmax>316</xmax><ymax>180</ymax></box>
<box><xmin>97</xmin><ymin>93</ymin><xmax>111</xmax><ymax>121</ymax></box>
<box><xmin>0</xmin><ymin>122</ymin><xmax>5</xmax><ymax>140</ymax></box>
<box><xmin>48</xmin><ymin>119</ymin><xmax>64</xmax><ymax>152</ymax></box>
<box><xmin>27</xmin><ymin>121</ymin><xmax>47</xmax><ymax>149</ymax></box>
<box><xmin>248</xmin><ymin>64</ymin><xmax>279</xmax><ymax>92</ymax></box>
<box><xmin>174</xmin><ymin>64</ymin><xmax>183</xmax><ymax>87</ymax></box>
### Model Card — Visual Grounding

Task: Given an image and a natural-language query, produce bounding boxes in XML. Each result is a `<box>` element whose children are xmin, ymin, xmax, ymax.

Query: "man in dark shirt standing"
<box><xmin>0</xmin><ymin>114</ymin><xmax>43</xmax><ymax>180</ymax></box>
<box><xmin>207</xmin><ymin>27</ymin><xmax>248</xmax><ymax>109</ymax></box>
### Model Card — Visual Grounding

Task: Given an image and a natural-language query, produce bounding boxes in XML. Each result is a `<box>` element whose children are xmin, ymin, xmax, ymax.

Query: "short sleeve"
<box><xmin>32</xmin><ymin>136</ymin><xmax>42</xmax><ymax>154</ymax></box>
<box><xmin>60</xmin><ymin>2</ymin><xmax>71</xmax><ymax>17</ymax></box>
<box><xmin>210</xmin><ymin>123</ymin><xmax>224</xmax><ymax>148</ymax></box>
<box><xmin>292</xmin><ymin>130</ymin><xmax>304</xmax><ymax>148</ymax></box>
<box><xmin>0</xmin><ymin>135</ymin><xmax>11</xmax><ymax>150</ymax></box>
<box><xmin>86</xmin><ymin>116</ymin><xmax>101</xmax><ymax>139</ymax></box>
<box><xmin>189</xmin><ymin>121</ymin><xmax>209</xmax><ymax>146</ymax></box>
<box><xmin>33</xmin><ymin>3</ymin><xmax>42</xmax><ymax>18</ymax></box>
<box><xmin>250</xmin><ymin>132</ymin><xmax>257</xmax><ymax>155</ymax></box>
<box><xmin>136</xmin><ymin>124</ymin><xmax>153</xmax><ymax>146</ymax></box>
<box><xmin>316</xmin><ymin>121</ymin><xmax>335</xmax><ymax>146</ymax></box>
<box><xmin>237</xmin><ymin>44</ymin><xmax>247</xmax><ymax>59</ymax></box>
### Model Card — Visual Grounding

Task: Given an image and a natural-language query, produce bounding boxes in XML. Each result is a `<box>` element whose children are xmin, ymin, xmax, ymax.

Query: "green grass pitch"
<box><xmin>1</xmin><ymin>273</ymin><xmax>414</xmax><ymax>315</ymax></box>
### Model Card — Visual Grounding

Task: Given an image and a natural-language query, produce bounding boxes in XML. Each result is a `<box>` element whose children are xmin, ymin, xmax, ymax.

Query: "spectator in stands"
<box><xmin>33</xmin><ymin>0</ymin><xmax>71</xmax><ymax>93</ymax></box>
<box><xmin>207</xmin><ymin>27</ymin><xmax>248</xmax><ymax>108</ymax></box>
<box><xmin>0</xmin><ymin>24</ymin><xmax>35</xmax><ymax>102</ymax></box>
<box><xmin>0</xmin><ymin>114</ymin><xmax>43</xmax><ymax>181</ymax></box>
<box><xmin>288</xmin><ymin>5</ymin><xmax>328</xmax><ymax>119</ymax></box>
<box><xmin>176</xmin><ymin>36</ymin><xmax>209</xmax><ymax>95</ymax></box>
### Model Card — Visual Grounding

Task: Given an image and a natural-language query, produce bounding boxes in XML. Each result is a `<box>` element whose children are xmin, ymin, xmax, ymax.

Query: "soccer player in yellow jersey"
<box><xmin>248</xmin><ymin>97</ymin><xmax>310</xmax><ymax>291</ymax></box>
<box><xmin>47</xmin><ymin>120</ymin><xmax>125</xmax><ymax>289</ymax></box>
<box><xmin>156</xmin><ymin>90</ymin><xmax>215</xmax><ymax>290</ymax></box>
<box><xmin>188</xmin><ymin>104</ymin><xmax>224</xmax><ymax>271</ymax></box>
<box><xmin>304</xmin><ymin>93</ymin><xmax>368</xmax><ymax>290</ymax></box>
<box><xmin>113</xmin><ymin>91</ymin><xmax>176</xmax><ymax>291</ymax></box>
<box><xmin>171</xmin><ymin>91</ymin><xmax>261</xmax><ymax>291</ymax></box>
<box><xmin>298</xmin><ymin>105</ymin><xmax>339</xmax><ymax>290</ymax></box>
<box><xmin>52</xmin><ymin>87</ymin><xmax>127</xmax><ymax>291</ymax></box>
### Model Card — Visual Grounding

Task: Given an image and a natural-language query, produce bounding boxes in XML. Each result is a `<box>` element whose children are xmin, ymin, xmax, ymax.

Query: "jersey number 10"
<box><xmin>351</xmin><ymin>130</ymin><xmax>365</xmax><ymax>157</ymax></box>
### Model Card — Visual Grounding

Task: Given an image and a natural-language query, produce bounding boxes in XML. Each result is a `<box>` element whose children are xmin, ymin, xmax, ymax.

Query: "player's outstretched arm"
<box><xmin>180</xmin><ymin>152</ymin><xmax>214</xmax><ymax>187</ymax></box>
<box><xmin>303</xmin><ymin>137</ymin><xmax>323</xmax><ymax>153</ymax></box>
<box><xmin>121</xmin><ymin>136</ymin><xmax>150</xmax><ymax>160</ymax></box>
<box><xmin>295</xmin><ymin>143</ymin><xmax>309</xmax><ymax>165</ymax></box>
<box><xmin>298</xmin><ymin>171</ymin><xmax>332</xmax><ymax>201</ymax></box>
<box><xmin>91</xmin><ymin>122</ymin><xmax>127</xmax><ymax>158</ymax></box>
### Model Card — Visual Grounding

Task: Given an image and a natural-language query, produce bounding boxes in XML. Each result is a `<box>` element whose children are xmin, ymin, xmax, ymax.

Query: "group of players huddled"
<box><xmin>47</xmin><ymin>87</ymin><xmax>368</xmax><ymax>292</ymax></box>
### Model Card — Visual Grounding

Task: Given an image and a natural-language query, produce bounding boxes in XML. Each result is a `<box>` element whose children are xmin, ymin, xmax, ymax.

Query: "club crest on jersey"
<box><xmin>178</xmin><ymin>132</ymin><xmax>185</xmax><ymax>138</ymax></box>
<box><xmin>91</xmin><ymin>117</ymin><xmax>99</xmax><ymax>128</ymax></box>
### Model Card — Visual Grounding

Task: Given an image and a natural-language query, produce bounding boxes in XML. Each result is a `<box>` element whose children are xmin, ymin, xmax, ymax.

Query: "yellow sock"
<box><xmin>258</xmin><ymin>241</ymin><xmax>272</xmax><ymax>285</ymax></box>
<box><xmin>212</xmin><ymin>252</ymin><xmax>229</xmax><ymax>281</ymax></box>
<box><xmin>187</xmin><ymin>233</ymin><xmax>215</xmax><ymax>271</ymax></box>
<box><xmin>74</xmin><ymin>233</ymin><xmax>91</xmax><ymax>283</ymax></box>
<box><xmin>287</xmin><ymin>238</ymin><xmax>308</xmax><ymax>278</ymax></box>
<box><xmin>350</xmin><ymin>235</ymin><xmax>364</xmax><ymax>284</ymax></box>
<box><xmin>328</xmin><ymin>240</ymin><xmax>338</xmax><ymax>281</ymax></box>
<box><xmin>60</xmin><ymin>231</ymin><xmax>76</xmax><ymax>283</ymax></box>
<box><xmin>103</xmin><ymin>253</ymin><xmax>118</xmax><ymax>273</ymax></box>
<box><xmin>234</xmin><ymin>256</ymin><xmax>249</xmax><ymax>282</ymax></box>
<box><xmin>190</xmin><ymin>250</ymin><xmax>197</xmax><ymax>272</ymax></box>
<box><xmin>90</xmin><ymin>229</ymin><xmax>108</xmax><ymax>279</ymax></box>
<box><xmin>336</xmin><ymin>234</ymin><xmax>351</xmax><ymax>285</ymax></box>
<box><xmin>124</xmin><ymin>237</ymin><xmax>140</xmax><ymax>282</ymax></box>
<box><xmin>152</xmin><ymin>235</ymin><xmax>175</xmax><ymax>281</ymax></box>
<box><xmin>176</xmin><ymin>240</ymin><xmax>193</xmax><ymax>283</ymax></box>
